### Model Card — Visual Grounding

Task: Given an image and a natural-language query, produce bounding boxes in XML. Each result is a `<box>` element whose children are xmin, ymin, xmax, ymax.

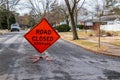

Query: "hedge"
<box><xmin>76</xmin><ymin>25</ymin><xmax>84</xmax><ymax>29</ymax></box>
<box><xmin>55</xmin><ymin>24</ymin><xmax>70</xmax><ymax>32</ymax></box>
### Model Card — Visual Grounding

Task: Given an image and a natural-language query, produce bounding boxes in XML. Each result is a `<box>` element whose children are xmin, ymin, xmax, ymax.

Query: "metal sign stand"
<box><xmin>29</xmin><ymin>52</ymin><xmax>53</xmax><ymax>63</ymax></box>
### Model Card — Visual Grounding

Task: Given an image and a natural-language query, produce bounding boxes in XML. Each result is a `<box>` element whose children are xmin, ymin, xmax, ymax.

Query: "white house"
<box><xmin>100</xmin><ymin>18</ymin><xmax>120</xmax><ymax>31</ymax></box>
<box><xmin>59</xmin><ymin>20</ymin><xmax>67</xmax><ymax>25</ymax></box>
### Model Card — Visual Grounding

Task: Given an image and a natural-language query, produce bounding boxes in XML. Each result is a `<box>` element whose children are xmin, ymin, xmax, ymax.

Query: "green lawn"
<box><xmin>59</xmin><ymin>31</ymin><xmax>108</xmax><ymax>52</ymax></box>
<box><xmin>74</xmin><ymin>40</ymin><xmax>108</xmax><ymax>52</ymax></box>
<box><xmin>110</xmin><ymin>42</ymin><xmax>120</xmax><ymax>46</ymax></box>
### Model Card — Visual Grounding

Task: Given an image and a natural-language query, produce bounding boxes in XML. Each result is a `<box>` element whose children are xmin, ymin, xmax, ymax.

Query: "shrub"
<box><xmin>89</xmin><ymin>33</ymin><xmax>93</xmax><ymax>36</ymax></box>
<box><xmin>106</xmin><ymin>32</ymin><xmax>113</xmax><ymax>36</ymax></box>
<box><xmin>113</xmin><ymin>32</ymin><xmax>118</xmax><ymax>36</ymax></box>
<box><xmin>55</xmin><ymin>24</ymin><xmax>70</xmax><ymax>32</ymax></box>
<box><xmin>100</xmin><ymin>30</ymin><xmax>106</xmax><ymax>35</ymax></box>
<box><xmin>76</xmin><ymin>25</ymin><xmax>84</xmax><ymax>29</ymax></box>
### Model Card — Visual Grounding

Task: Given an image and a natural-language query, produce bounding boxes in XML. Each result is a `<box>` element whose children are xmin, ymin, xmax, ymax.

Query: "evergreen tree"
<box><xmin>0</xmin><ymin>9</ymin><xmax>16</xmax><ymax>29</ymax></box>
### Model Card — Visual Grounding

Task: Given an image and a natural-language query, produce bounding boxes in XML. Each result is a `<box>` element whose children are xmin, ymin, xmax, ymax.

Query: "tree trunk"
<box><xmin>7</xmin><ymin>12</ymin><xmax>11</xmax><ymax>30</ymax></box>
<box><xmin>0</xmin><ymin>18</ymin><xmax>1</xmax><ymax>29</ymax></box>
<box><xmin>64</xmin><ymin>0</ymin><xmax>79</xmax><ymax>40</ymax></box>
<box><xmin>7</xmin><ymin>17</ymin><xmax>10</xmax><ymax>30</ymax></box>
<box><xmin>75</xmin><ymin>7</ymin><xmax>78</xmax><ymax>26</ymax></box>
<box><xmin>6</xmin><ymin>0</ymin><xmax>10</xmax><ymax>30</ymax></box>
<box><xmin>65</xmin><ymin>16</ymin><xmax>69</xmax><ymax>26</ymax></box>
<box><xmin>70</xmin><ymin>13</ymin><xmax>79</xmax><ymax>40</ymax></box>
<box><xmin>66</xmin><ymin>19</ymin><xmax>69</xmax><ymax>26</ymax></box>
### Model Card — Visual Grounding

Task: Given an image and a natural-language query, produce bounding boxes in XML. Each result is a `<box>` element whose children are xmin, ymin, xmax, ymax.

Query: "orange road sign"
<box><xmin>24</xmin><ymin>18</ymin><xmax>60</xmax><ymax>54</ymax></box>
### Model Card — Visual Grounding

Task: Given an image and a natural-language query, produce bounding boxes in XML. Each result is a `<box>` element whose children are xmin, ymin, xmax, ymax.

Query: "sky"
<box><xmin>15</xmin><ymin>0</ymin><xmax>87</xmax><ymax>16</ymax></box>
<box><xmin>15</xmin><ymin>0</ymin><xmax>30</xmax><ymax>16</ymax></box>
<box><xmin>15</xmin><ymin>0</ymin><xmax>62</xmax><ymax>16</ymax></box>
<box><xmin>15</xmin><ymin>0</ymin><xmax>91</xmax><ymax>16</ymax></box>
<box><xmin>15</xmin><ymin>0</ymin><xmax>120</xmax><ymax>16</ymax></box>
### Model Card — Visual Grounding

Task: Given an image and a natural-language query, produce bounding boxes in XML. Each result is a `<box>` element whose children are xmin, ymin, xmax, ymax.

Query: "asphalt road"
<box><xmin>0</xmin><ymin>31</ymin><xmax>120</xmax><ymax>80</ymax></box>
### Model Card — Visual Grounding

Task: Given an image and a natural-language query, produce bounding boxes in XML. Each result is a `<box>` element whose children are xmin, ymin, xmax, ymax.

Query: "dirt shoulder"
<box><xmin>0</xmin><ymin>30</ymin><xmax>9</xmax><ymax>35</ymax></box>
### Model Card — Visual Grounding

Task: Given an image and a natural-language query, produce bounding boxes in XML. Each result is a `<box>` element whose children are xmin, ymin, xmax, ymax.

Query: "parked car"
<box><xmin>11</xmin><ymin>23</ymin><xmax>20</xmax><ymax>32</ymax></box>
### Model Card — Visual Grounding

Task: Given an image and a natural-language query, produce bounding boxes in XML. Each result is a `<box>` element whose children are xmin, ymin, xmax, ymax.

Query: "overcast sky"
<box><xmin>15</xmin><ymin>0</ymin><xmax>29</xmax><ymax>16</ymax></box>
<box><xmin>15</xmin><ymin>0</ymin><xmax>85</xmax><ymax>15</ymax></box>
<box><xmin>15</xmin><ymin>0</ymin><xmax>62</xmax><ymax>15</ymax></box>
<box><xmin>15</xmin><ymin>0</ymin><xmax>94</xmax><ymax>15</ymax></box>
<box><xmin>15</xmin><ymin>0</ymin><xmax>120</xmax><ymax>16</ymax></box>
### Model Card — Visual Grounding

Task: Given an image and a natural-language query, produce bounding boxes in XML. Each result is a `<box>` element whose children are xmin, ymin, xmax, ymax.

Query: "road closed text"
<box><xmin>32</xmin><ymin>29</ymin><xmax>53</xmax><ymax>45</ymax></box>
<box><xmin>32</xmin><ymin>36</ymin><xmax>53</xmax><ymax>41</ymax></box>
<box><xmin>36</xmin><ymin>29</ymin><xmax>51</xmax><ymax>35</ymax></box>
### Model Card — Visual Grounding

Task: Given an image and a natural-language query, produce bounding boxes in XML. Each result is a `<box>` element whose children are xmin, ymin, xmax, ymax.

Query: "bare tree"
<box><xmin>46</xmin><ymin>2</ymin><xmax>65</xmax><ymax>24</ymax></box>
<box><xmin>112</xmin><ymin>7</ymin><xmax>120</xmax><ymax>15</ymax></box>
<box><xmin>74</xmin><ymin>0</ymin><xmax>85</xmax><ymax>26</ymax></box>
<box><xmin>59</xmin><ymin>4</ymin><xmax>70</xmax><ymax>25</ymax></box>
<box><xmin>60</xmin><ymin>0</ymin><xmax>85</xmax><ymax>26</ymax></box>
<box><xmin>27</xmin><ymin>0</ymin><xmax>57</xmax><ymax>23</ymax></box>
<box><xmin>105</xmin><ymin>0</ymin><xmax>120</xmax><ymax>15</ymax></box>
<box><xmin>0</xmin><ymin>0</ymin><xmax>5</xmax><ymax>6</ymax></box>
<box><xmin>64</xmin><ymin>0</ymin><xmax>85</xmax><ymax>40</ymax></box>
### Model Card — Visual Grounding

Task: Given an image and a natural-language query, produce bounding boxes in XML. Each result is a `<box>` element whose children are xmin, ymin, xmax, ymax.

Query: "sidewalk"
<box><xmin>84</xmin><ymin>39</ymin><xmax>120</xmax><ymax>57</ymax></box>
<box><xmin>100</xmin><ymin>42</ymin><xmax>120</xmax><ymax>57</ymax></box>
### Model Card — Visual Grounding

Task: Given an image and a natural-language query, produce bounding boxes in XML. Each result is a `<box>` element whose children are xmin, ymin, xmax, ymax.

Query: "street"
<box><xmin>0</xmin><ymin>31</ymin><xmax>120</xmax><ymax>80</ymax></box>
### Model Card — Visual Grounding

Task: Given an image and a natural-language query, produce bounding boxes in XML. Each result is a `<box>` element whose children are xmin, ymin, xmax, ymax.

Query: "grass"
<box><xmin>110</xmin><ymin>42</ymin><xmax>120</xmax><ymax>46</ymax></box>
<box><xmin>0</xmin><ymin>32</ymin><xmax>3</xmax><ymax>35</ymax></box>
<box><xmin>59</xmin><ymin>30</ymin><xmax>120</xmax><ymax>53</ymax></box>
<box><xmin>0</xmin><ymin>29</ymin><xmax>9</xmax><ymax>35</ymax></box>
<box><xmin>59</xmin><ymin>31</ymin><xmax>108</xmax><ymax>52</ymax></box>
<box><xmin>77</xmin><ymin>30</ymin><xmax>120</xmax><ymax>47</ymax></box>
<box><xmin>74</xmin><ymin>40</ymin><xmax>108</xmax><ymax>52</ymax></box>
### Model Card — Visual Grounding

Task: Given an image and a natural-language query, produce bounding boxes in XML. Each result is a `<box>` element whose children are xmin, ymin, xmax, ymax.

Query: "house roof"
<box><xmin>101</xmin><ymin>15</ymin><xmax>120</xmax><ymax>21</ymax></box>
<box><xmin>78</xmin><ymin>14</ymin><xmax>120</xmax><ymax>22</ymax></box>
<box><xmin>78</xmin><ymin>14</ymin><xmax>98</xmax><ymax>22</ymax></box>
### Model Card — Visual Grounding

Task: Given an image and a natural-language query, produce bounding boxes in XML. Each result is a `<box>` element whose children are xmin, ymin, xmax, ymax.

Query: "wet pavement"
<box><xmin>0</xmin><ymin>31</ymin><xmax>120</xmax><ymax>80</ymax></box>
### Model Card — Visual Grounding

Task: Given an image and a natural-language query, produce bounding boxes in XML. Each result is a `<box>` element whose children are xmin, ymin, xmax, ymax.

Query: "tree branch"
<box><xmin>77</xmin><ymin>0</ymin><xmax>85</xmax><ymax>11</ymax></box>
<box><xmin>65</xmin><ymin>0</ymin><xmax>72</xmax><ymax>14</ymax></box>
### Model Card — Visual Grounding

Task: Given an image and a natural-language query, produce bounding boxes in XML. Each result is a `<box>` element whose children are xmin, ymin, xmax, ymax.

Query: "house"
<box><xmin>78</xmin><ymin>14</ymin><xmax>100</xmax><ymax>30</ymax></box>
<box><xmin>78</xmin><ymin>14</ymin><xmax>120</xmax><ymax>31</ymax></box>
<box><xmin>59</xmin><ymin>20</ymin><xmax>67</xmax><ymax>25</ymax></box>
<box><xmin>100</xmin><ymin>18</ymin><xmax>120</xmax><ymax>31</ymax></box>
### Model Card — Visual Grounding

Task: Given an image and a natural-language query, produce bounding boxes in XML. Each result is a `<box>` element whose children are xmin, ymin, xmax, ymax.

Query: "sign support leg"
<box><xmin>29</xmin><ymin>53</ymin><xmax>53</xmax><ymax>63</ymax></box>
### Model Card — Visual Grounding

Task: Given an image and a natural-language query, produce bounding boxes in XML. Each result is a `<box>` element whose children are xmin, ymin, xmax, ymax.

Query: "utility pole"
<box><xmin>98</xmin><ymin>16</ymin><xmax>101</xmax><ymax>48</ymax></box>
<box><xmin>97</xmin><ymin>0</ymin><xmax>101</xmax><ymax>48</ymax></box>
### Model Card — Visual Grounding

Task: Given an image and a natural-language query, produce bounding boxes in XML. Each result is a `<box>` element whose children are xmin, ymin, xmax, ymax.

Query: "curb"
<box><xmin>62</xmin><ymin>38</ymin><xmax>120</xmax><ymax>57</ymax></box>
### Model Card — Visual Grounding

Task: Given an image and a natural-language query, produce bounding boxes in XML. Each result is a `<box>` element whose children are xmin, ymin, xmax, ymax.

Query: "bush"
<box><xmin>0</xmin><ymin>10</ymin><xmax>16</xmax><ymax>29</ymax></box>
<box><xmin>113</xmin><ymin>32</ymin><xmax>118</xmax><ymax>36</ymax></box>
<box><xmin>55</xmin><ymin>24</ymin><xmax>70</xmax><ymax>32</ymax></box>
<box><xmin>89</xmin><ymin>33</ymin><xmax>93</xmax><ymax>36</ymax></box>
<box><xmin>76</xmin><ymin>25</ymin><xmax>84</xmax><ymax>29</ymax></box>
<box><xmin>100</xmin><ymin>30</ymin><xmax>106</xmax><ymax>35</ymax></box>
<box><xmin>106</xmin><ymin>32</ymin><xmax>113</xmax><ymax>36</ymax></box>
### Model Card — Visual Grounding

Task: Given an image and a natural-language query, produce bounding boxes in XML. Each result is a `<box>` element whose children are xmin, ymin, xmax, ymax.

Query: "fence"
<box><xmin>100</xmin><ymin>24</ymin><xmax>120</xmax><ymax>31</ymax></box>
